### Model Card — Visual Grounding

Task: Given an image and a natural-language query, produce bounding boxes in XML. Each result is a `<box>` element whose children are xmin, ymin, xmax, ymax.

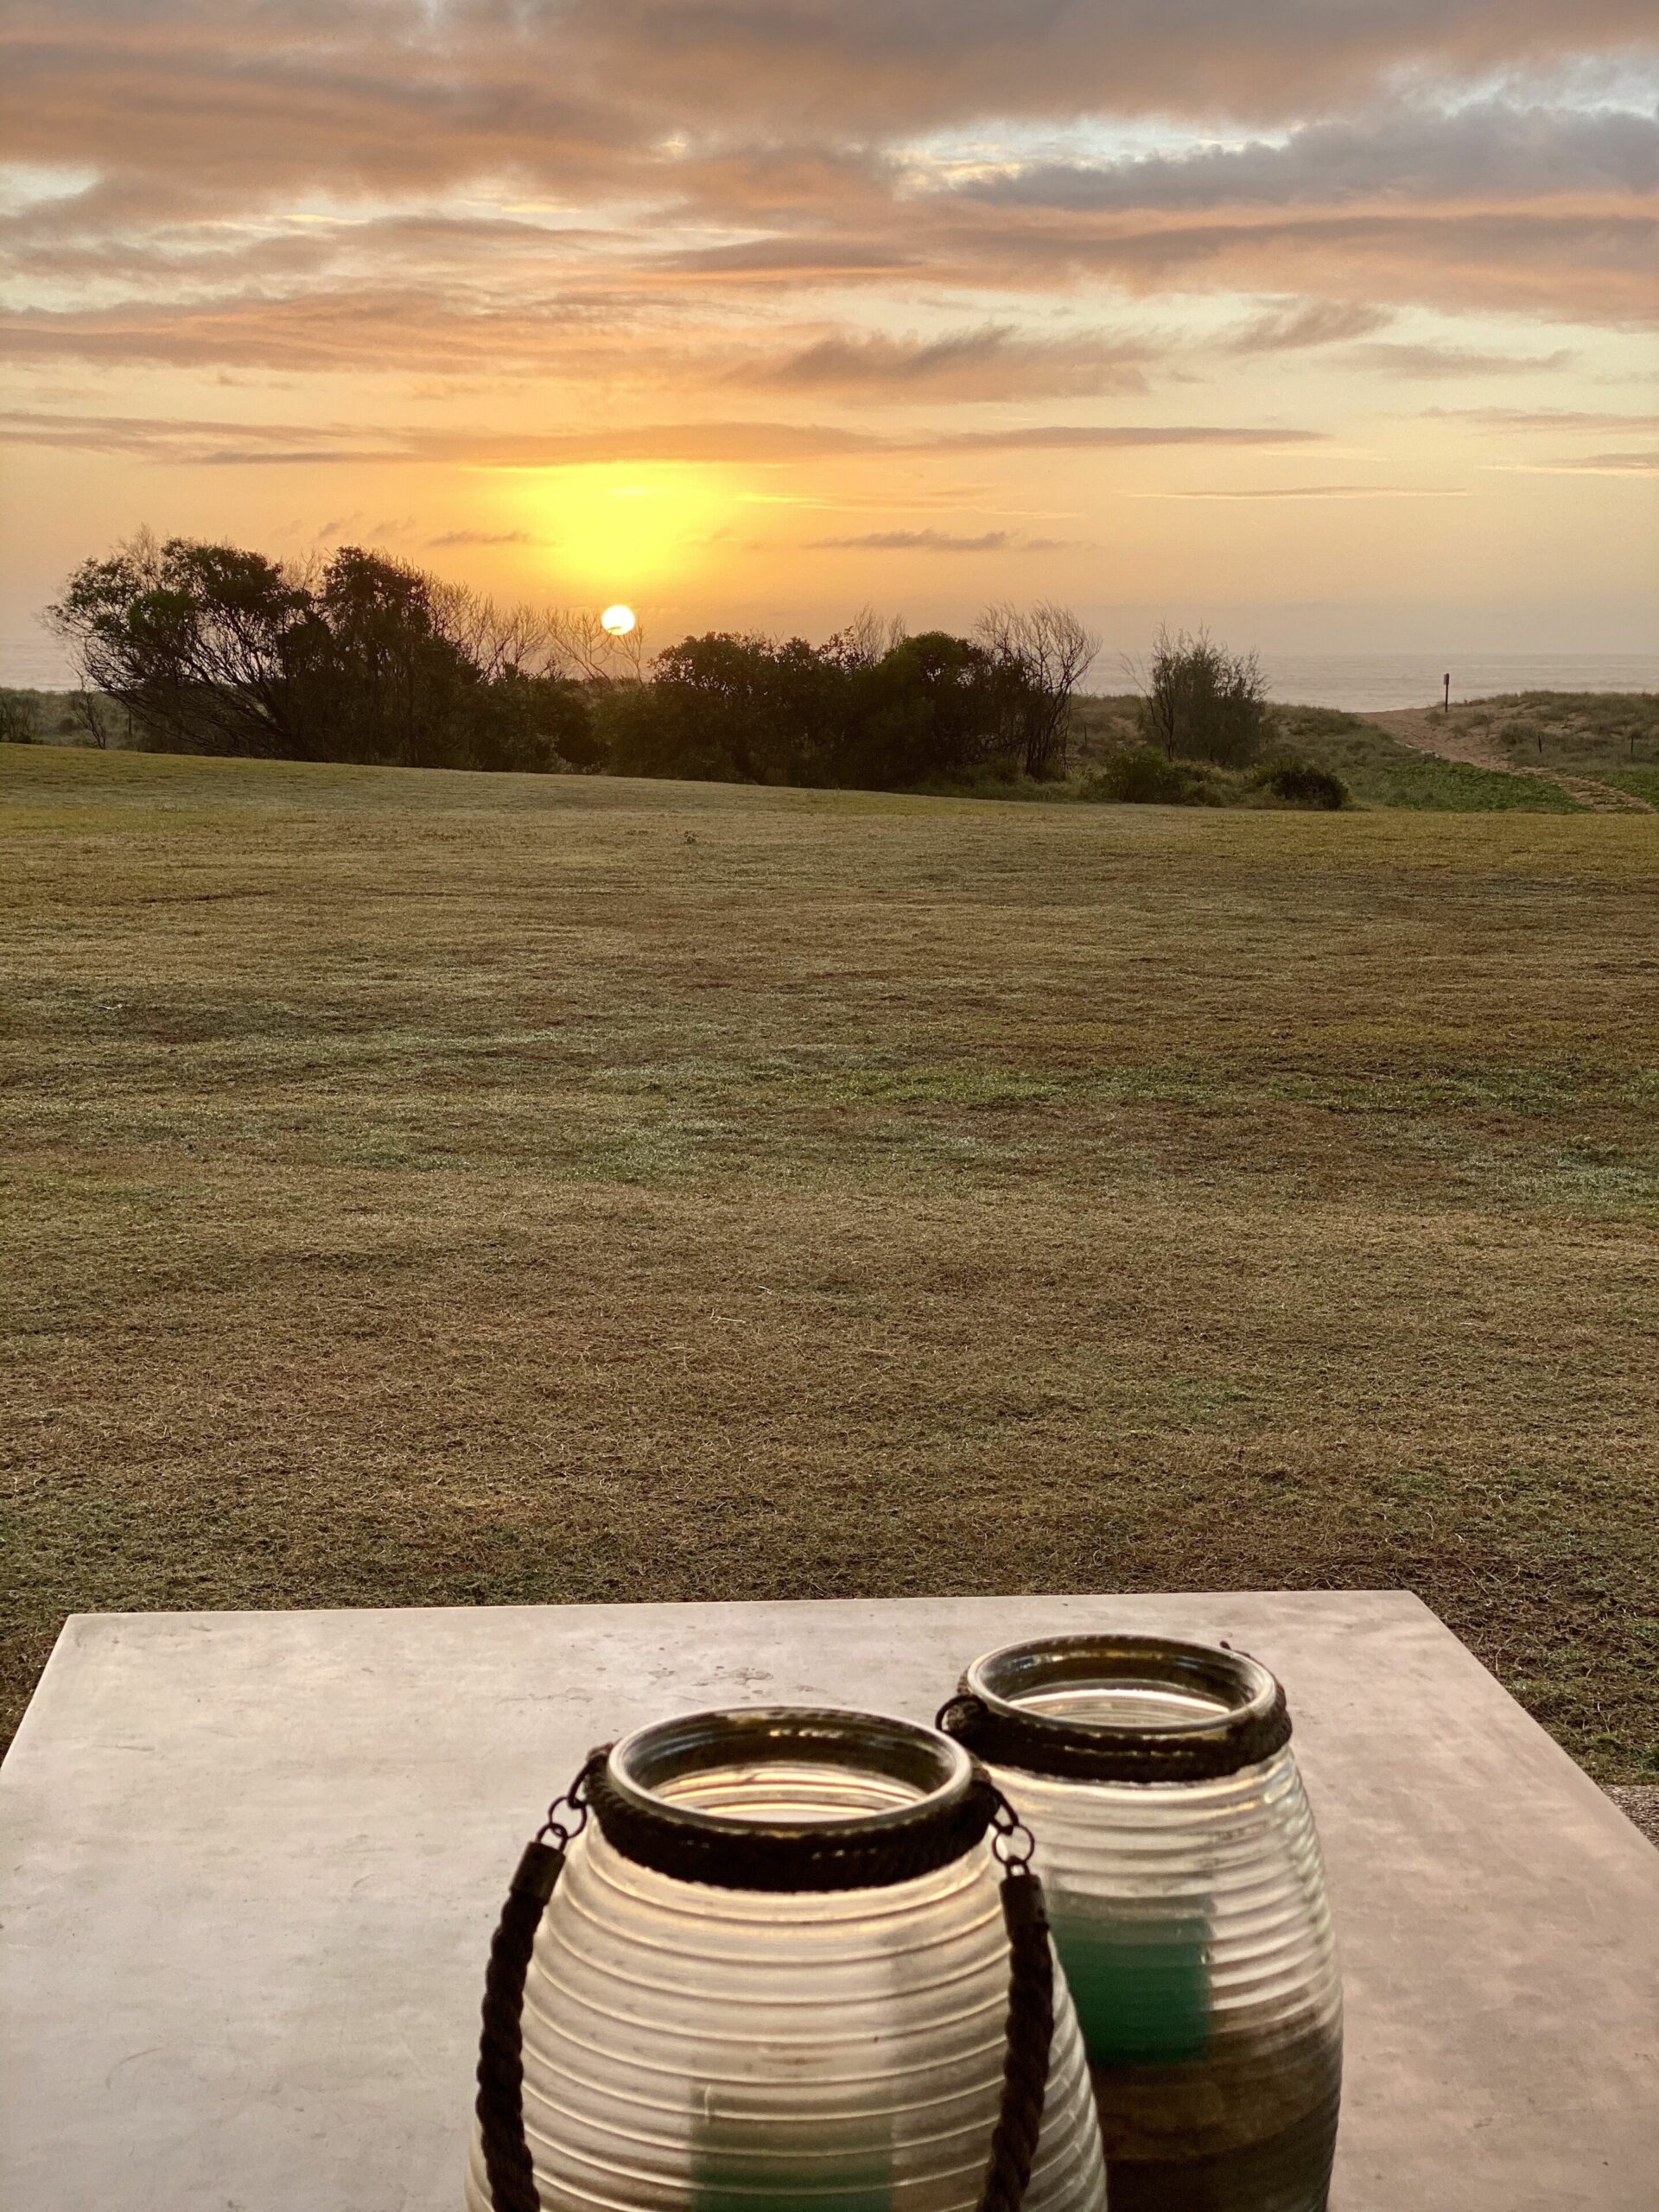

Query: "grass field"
<box><xmin>3</xmin><ymin>741</ymin><xmax>1656</xmax><ymax>1779</ymax></box>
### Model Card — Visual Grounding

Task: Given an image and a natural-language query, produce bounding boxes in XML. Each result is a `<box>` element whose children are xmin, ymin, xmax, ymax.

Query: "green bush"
<box><xmin>1255</xmin><ymin>757</ymin><xmax>1350</xmax><ymax>810</ymax></box>
<box><xmin>46</xmin><ymin>537</ymin><xmax>593</xmax><ymax>772</ymax></box>
<box><xmin>0</xmin><ymin>689</ymin><xmax>42</xmax><ymax>743</ymax></box>
<box><xmin>1085</xmin><ymin>746</ymin><xmax>1221</xmax><ymax>805</ymax></box>
<box><xmin>1138</xmin><ymin>628</ymin><xmax>1269</xmax><ymax>766</ymax></box>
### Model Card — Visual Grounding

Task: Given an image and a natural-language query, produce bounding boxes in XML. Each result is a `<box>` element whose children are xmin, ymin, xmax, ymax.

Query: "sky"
<box><xmin>3</xmin><ymin>0</ymin><xmax>1657</xmax><ymax>680</ymax></box>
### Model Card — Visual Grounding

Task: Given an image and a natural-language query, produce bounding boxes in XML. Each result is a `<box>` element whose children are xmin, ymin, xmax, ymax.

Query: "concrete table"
<box><xmin>2</xmin><ymin>1592</ymin><xmax>1655</xmax><ymax>2209</ymax></box>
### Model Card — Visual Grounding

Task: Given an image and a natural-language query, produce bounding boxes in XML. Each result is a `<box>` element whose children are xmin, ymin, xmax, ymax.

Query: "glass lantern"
<box><xmin>465</xmin><ymin>1706</ymin><xmax>1109</xmax><ymax>2212</ymax></box>
<box><xmin>942</xmin><ymin>1637</ymin><xmax>1342</xmax><ymax>2212</ymax></box>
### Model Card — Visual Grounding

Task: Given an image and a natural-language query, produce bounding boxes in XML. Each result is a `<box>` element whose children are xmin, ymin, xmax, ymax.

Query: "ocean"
<box><xmin>1252</xmin><ymin>653</ymin><xmax>1659</xmax><ymax>713</ymax></box>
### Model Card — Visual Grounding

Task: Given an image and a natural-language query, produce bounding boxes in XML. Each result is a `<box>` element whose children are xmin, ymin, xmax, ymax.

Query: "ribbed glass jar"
<box><xmin>464</xmin><ymin>1707</ymin><xmax>1108</xmax><ymax>2212</ymax></box>
<box><xmin>945</xmin><ymin>1638</ymin><xmax>1342</xmax><ymax>2212</ymax></box>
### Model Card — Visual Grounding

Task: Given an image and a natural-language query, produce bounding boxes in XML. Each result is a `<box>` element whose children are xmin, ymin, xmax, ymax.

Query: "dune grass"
<box><xmin>1073</xmin><ymin>696</ymin><xmax>1588</xmax><ymax>811</ymax></box>
<box><xmin>1263</xmin><ymin>708</ymin><xmax>1586</xmax><ymax>811</ymax></box>
<box><xmin>3</xmin><ymin>741</ymin><xmax>1656</xmax><ymax>1778</ymax></box>
<box><xmin>1428</xmin><ymin>690</ymin><xmax>1659</xmax><ymax>808</ymax></box>
<box><xmin>1477</xmin><ymin>690</ymin><xmax>1659</xmax><ymax>774</ymax></box>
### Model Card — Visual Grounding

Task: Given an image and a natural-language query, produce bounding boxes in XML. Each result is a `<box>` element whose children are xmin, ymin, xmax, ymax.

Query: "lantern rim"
<box><xmin>594</xmin><ymin>1705</ymin><xmax>990</xmax><ymax>1891</ymax></box>
<box><xmin>949</xmin><ymin>1634</ymin><xmax>1292</xmax><ymax>1783</ymax></box>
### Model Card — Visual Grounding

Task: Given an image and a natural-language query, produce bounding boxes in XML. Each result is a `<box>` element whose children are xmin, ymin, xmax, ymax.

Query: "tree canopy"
<box><xmin>48</xmin><ymin>533</ymin><xmax>596</xmax><ymax>774</ymax></box>
<box><xmin>48</xmin><ymin>534</ymin><xmax>1099</xmax><ymax>791</ymax></box>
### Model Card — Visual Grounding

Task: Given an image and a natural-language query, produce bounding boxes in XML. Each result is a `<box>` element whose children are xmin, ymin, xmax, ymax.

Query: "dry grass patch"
<box><xmin>3</xmin><ymin>743</ymin><xmax>1656</xmax><ymax>1777</ymax></box>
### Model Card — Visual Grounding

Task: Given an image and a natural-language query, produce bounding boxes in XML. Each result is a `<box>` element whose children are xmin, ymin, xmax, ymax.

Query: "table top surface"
<box><xmin>3</xmin><ymin>1591</ymin><xmax>1656</xmax><ymax>2211</ymax></box>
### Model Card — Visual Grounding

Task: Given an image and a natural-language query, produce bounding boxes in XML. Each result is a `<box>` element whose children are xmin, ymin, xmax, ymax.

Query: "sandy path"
<box><xmin>1364</xmin><ymin>708</ymin><xmax>1509</xmax><ymax>766</ymax></box>
<box><xmin>1362</xmin><ymin>708</ymin><xmax>1655</xmax><ymax>813</ymax></box>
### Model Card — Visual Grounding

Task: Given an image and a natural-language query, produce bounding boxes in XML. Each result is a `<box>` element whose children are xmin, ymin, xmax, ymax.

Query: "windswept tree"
<box><xmin>823</xmin><ymin>605</ymin><xmax>907</xmax><ymax>672</ymax></box>
<box><xmin>48</xmin><ymin>529</ymin><xmax>321</xmax><ymax>758</ymax></box>
<box><xmin>1135</xmin><ymin>626</ymin><xmax>1270</xmax><ymax>766</ymax></box>
<box><xmin>607</xmin><ymin>632</ymin><xmax>842</xmax><ymax>784</ymax></box>
<box><xmin>307</xmin><ymin>544</ymin><xmax>483</xmax><ymax>768</ymax></box>
<box><xmin>841</xmin><ymin>630</ymin><xmax>1007</xmax><ymax>789</ymax></box>
<box><xmin>47</xmin><ymin>532</ymin><xmax>595</xmax><ymax>772</ymax></box>
<box><xmin>976</xmin><ymin>601</ymin><xmax>1100</xmax><ymax>779</ymax></box>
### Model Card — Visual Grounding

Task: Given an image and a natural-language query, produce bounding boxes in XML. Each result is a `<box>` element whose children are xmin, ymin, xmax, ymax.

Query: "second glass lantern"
<box><xmin>941</xmin><ymin>1635</ymin><xmax>1342</xmax><ymax>2212</ymax></box>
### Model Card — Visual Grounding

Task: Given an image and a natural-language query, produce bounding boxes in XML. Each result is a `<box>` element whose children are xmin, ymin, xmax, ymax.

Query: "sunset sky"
<box><xmin>3</xmin><ymin>0</ymin><xmax>1656</xmax><ymax>677</ymax></box>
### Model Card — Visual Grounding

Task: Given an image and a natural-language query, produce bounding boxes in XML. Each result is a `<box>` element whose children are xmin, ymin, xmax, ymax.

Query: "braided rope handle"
<box><xmin>474</xmin><ymin>1839</ymin><xmax>564</xmax><ymax>2212</ymax></box>
<box><xmin>474</xmin><ymin>1764</ymin><xmax>1053</xmax><ymax>2212</ymax></box>
<box><xmin>981</xmin><ymin>1861</ymin><xmax>1055</xmax><ymax>2212</ymax></box>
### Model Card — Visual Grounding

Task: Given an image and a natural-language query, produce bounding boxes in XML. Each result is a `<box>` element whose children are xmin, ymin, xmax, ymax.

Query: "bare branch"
<box><xmin>975</xmin><ymin>601</ymin><xmax>1100</xmax><ymax>777</ymax></box>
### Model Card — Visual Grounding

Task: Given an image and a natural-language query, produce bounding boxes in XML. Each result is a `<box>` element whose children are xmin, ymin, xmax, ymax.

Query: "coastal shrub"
<box><xmin>47</xmin><ymin>533</ymin><xmax>594</xmax><ymax>773</ymax></box>
<box><xmin>48</xmin><ymin>534</ymin><xmax>1097</xmax><ymax>792</ymax></box>
<box><xmin>1255</xmin><ymin>757</ymin><xmax>1350</xmax><ymax>810</ymax></box>
<box><xmin>594</xmin><ymin>621</ymin><xmax>1096</xmax><ymax>791</ymax></box>
<box><xmin>1138</xmin><ymin>627</ymin><xmax>1269</xmax><ymax>766</ymax></box>
<box><xmin>1087</xmin><ymin>746</ymin><xmax>1220</xmax><ymax>804</ymax></box>
<box><xmin>0</xmin><ymin>689</ymin><xmax>41</xmax><ymax>742</ymax></box>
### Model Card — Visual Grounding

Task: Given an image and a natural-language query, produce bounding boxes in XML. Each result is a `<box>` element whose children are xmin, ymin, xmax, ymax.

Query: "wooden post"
<box><xmin>1442</xmin><ymin>671</ymin><xmax>1451</xmax><ymax>715</ymax></box>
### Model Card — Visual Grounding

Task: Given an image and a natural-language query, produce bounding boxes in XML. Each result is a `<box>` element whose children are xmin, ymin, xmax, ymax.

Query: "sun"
<box><xmin>510</xmin><ymin>463</ymin><xmax>734</xmax><ymax>594</ymax></box>
<box><xmin>601</xmin><ymin>603</ymin><xmax>636</xmax><ymax>635</ymax></box>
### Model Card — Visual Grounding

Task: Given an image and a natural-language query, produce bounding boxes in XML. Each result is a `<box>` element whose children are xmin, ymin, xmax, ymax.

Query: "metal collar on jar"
<box><xmin>588</xmin><ymin>1705</ymin><xmax>1014</xmax><ymax>1891</ymax></box>
<box><xmin>941</xmin><ymin>1634</ymin><xmax>1292</xmax><ymax>1784</ymax></box>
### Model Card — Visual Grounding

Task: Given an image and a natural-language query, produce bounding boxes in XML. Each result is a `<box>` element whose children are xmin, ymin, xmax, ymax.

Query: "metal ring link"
<box><xmin>989</xmin><ymin>1798</ymin><xmax>1037</xmax><ymax>1870</ymax></box>
<box><xmin>537</xmin><ymin>1775</ymin><xmax>592</xmax><ymax>1850</ymax></box>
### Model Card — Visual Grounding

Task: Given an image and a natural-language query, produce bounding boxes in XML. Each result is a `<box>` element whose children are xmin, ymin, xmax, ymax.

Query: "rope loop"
<box><xmin>938</xmin><ymin>1692</ymin><xmax>983</xmax><ymax>1740</ymax></box>
<box><xmin>980</xmin><ymin>1855</ymin><xmax>1054</xmax><ymax>2212</ymax></box>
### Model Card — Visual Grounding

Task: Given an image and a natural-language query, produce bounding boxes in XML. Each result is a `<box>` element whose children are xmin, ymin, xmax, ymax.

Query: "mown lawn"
<box><xmin>3</xmin><ymin>741</ymin><xmax>1656</xmax><ymax>1777</ymax></box>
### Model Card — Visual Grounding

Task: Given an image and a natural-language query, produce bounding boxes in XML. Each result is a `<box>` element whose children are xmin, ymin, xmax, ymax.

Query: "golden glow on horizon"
<box><xmin>601</xmin><ymin>602</ymin><xmax>636</xmax><ymax>634</ymax></box>
<box><xmin>516</xmin><ymin>464</ymin><xmax>735</xmax><ymax>591</ymax></box>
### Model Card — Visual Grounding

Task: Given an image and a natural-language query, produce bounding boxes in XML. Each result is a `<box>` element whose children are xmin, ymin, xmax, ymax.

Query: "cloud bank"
<box><xmin>1</xmin><ymin>0</ymin><xmax>1654</xmax><ymax>664</ymax></box>
<box><xmin>2</xmin><ymin>0</ymin><xmax>1654</xmax><ymax>393</ymax></box>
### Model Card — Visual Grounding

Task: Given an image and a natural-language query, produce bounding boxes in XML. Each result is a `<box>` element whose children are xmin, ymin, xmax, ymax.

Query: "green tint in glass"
<box><xmin>1048</xmin><ymin>1905</ymin><xmax>1211</xmax><ymax>2067</ymax></box>
<box><xmin>691</xmin><ymin>2105</ymin><xmax>893</xmax><ymax>2212</ymax></box>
